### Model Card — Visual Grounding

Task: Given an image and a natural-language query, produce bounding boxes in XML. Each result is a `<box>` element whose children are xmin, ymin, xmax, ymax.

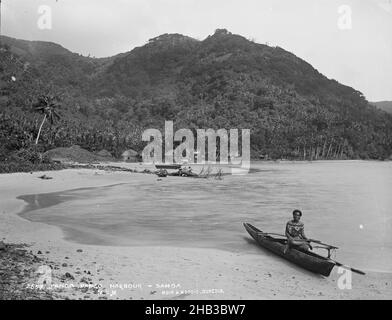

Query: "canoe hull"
<box><xmin>244</xmin><ymin>223</ymin><xmax>335</xmax><ymax>277</ymax></box>
<box><xmin>155</xmin><ymin>164</ymin><xmax>182</xmax><ymax>170</ymax></box>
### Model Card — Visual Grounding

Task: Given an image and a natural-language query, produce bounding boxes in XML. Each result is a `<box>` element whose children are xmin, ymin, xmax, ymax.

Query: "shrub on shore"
<box><xmin>0</xmin><ymin>161</ymin><xmax>64</xmax><ymax>174</ymax></box>
<box><xmin>0</xmin><ymin>146</ymin><xmax>64</xmax><ymax>174</ymax></box>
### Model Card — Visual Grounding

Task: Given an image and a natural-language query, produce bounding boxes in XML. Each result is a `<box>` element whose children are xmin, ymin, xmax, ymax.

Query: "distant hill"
<box><xmin>1</xmin><ymin>29</ymin><xmax>392</xmax><ymax>160</ymax></box>
<box><xmin>371</xmin><ymin>101</ymin><xmax>392</xmax><ymax>114</ymax></box>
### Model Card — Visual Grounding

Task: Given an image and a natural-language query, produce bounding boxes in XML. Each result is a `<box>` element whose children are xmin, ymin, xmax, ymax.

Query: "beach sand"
<box><xmin>0</xmin><ymin>168</ymin><xmax>391</xmax><ymax>300</ymax></box>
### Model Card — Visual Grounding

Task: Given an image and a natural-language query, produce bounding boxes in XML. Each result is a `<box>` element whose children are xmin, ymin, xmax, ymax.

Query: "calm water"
<box><xmin>18</xmin><ymin>161</ymin><xmax>392</xmax><ymax>272</ymax></box>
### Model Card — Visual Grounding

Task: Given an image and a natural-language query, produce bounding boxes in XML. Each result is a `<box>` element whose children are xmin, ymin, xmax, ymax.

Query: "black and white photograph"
<box><xmin>0</xmin><ymin>0</ymin><xmax>391</xmax><ymax>303</ymax></box>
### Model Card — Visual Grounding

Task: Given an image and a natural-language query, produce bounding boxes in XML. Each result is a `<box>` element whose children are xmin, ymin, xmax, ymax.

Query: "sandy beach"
<box><xmin>0</xmin><ymin>168</ymin><xmax>391</xmax><ymax>300</ymax></box>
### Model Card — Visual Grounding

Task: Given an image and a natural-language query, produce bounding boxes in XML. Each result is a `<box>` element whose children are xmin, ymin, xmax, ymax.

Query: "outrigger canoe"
<box><xmin>244</xmin><ymin>223</ymin><xmax>335</xmax><ymax>276</ymax></box>
<box><xmin>155</xmin><ymin>164</ymin><xmax>182</xmax><ymax>170</ymax></box>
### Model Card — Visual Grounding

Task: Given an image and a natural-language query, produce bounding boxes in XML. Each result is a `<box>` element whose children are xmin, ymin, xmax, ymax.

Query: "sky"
<box><xmin>1</xmin><ymin>0</ymin><xmax>392</xmax><ymax>101</ymax></box>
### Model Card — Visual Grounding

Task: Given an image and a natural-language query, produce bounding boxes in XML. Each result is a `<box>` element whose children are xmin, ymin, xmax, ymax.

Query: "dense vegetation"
<box><xmin>372</xmin><ymin>101</ymin><xmax>392</xmax><ymax>115</ymax></box>
<box><xmin>1</xmin><ymin>29</ymin><xmax>391</xmax><ymax>170</ymax></box>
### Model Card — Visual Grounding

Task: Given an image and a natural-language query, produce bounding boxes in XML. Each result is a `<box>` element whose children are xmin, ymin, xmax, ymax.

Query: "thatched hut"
<box><xmin>44</xmin><ymin>145</ymin><xmax>109</xmax><ymax>163</ymax></box>
<box><xmin>96</xmin><ymin>149</ymin><xmax>113</xmax><ymax>158</ymax></box>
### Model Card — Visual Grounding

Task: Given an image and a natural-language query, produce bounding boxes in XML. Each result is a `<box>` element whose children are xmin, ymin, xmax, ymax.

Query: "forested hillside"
<box><xmin>372</xmin><ymin>101</ymin><xmax>392</xmax><ymax>115</ymax></box>
<box><xmin>1</xmin><ymin>29</ymin><xmax>391</xmax><ymax>162</ymax></box>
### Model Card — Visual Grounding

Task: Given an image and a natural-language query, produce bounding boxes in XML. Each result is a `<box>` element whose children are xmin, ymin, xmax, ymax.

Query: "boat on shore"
<box><xmin>155</xmin><ymin>164</ymin><xmax>201</xmax><ymax>178</ymax></box>
<box><xmin>155</xmin><ymin>164</ymin><xmax>182</xmax><ymax>170</ymax></box>
<box><xmin>243</xmin><ymin>223</ymin><xmax>335</xmax><ymax>277</ymax></box>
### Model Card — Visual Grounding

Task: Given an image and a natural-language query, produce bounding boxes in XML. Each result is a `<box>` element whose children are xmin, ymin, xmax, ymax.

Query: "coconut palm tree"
<box><xmin>33</xmin><ymin>95</ymin><xmax>61</xmax><ymax>145</ymax></box>
<box><xmin>0</xmin><ymin>0</ymin><xmax>3</xmax><ymax>47</ymax></box>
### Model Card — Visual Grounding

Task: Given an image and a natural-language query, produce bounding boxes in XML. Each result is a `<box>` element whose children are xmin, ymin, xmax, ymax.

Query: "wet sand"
<box><xmin>0</xmin><ymin>168</ymin><xmax>391</xmax><ymax>299</ymax></box>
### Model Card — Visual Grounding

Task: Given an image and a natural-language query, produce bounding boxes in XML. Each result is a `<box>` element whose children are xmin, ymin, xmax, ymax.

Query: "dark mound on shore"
<box><xmin>0</xmin><ymin>242</ymin><xmax>57</xmax><ymax>300</ymax></box>
<box><xmin>44</xmin><ymin>145</ymin><xmax>113</xmax><ymax>163</ymax></box>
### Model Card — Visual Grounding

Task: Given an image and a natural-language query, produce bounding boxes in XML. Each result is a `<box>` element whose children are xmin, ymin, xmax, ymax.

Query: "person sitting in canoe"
<box><xmin>284</xmin><ymin>210</ymin><xmax>312</xmax><ymax>253</ymax></box>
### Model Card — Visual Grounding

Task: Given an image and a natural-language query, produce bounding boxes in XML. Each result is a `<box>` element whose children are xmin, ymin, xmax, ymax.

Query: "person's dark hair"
<box><xmin>293</xmin><ymin>209</ymin><xmax>302</xmax><ymax>217</ymax></box>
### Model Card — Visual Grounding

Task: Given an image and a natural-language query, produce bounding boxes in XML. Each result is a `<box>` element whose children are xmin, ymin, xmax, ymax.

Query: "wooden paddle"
<box><xmin>326</xmin><ymin>259</ymin><xmax>366</xmax><ymax>275</ymax></box>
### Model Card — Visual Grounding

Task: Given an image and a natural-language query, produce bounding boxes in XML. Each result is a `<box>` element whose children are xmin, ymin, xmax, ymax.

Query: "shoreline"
<box><xmin>1</xmin><ymin>168</ymin><xmax>391</xmax><ymax>300</ymax></box>
<box><xmin>1</xmin><ymin>158</ymin><xmax>390</xmax><ymax>176</ymax></box>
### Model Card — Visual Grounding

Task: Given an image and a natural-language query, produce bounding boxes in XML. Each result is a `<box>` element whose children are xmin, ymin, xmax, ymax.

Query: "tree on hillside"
<box><xmin>0</xmin><ymin>1</ymin><xmax>3</xmax><ymax>45</ymax></box>
<box><xmin>33</xmin><ymin>95</ymin><xmax>61</xmax><ymax>145</ymax></box>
